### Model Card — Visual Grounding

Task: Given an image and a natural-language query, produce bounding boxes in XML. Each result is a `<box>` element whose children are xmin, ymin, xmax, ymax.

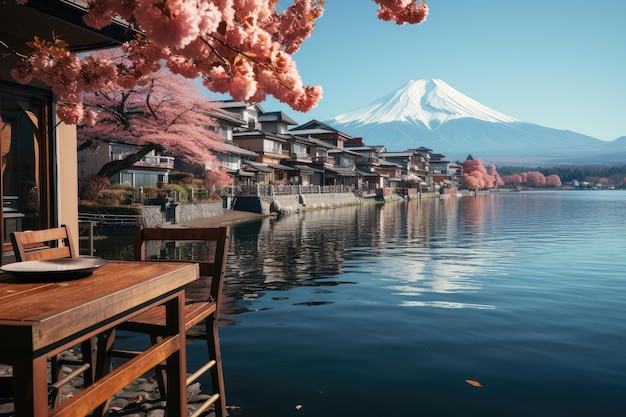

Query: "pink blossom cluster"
<box><xmin>11</xmin><ymin>1</ymin><xmax>427</xmax><ymax>125</ymax></box>
<box><xmin>375</xmin><ymin>0</ymin><xmax>428</xmax><ymax>25</ymax></box>
<box><xmin>205</xmin><ymin>167</ymin><xmax>233</xmax><ymax>188</ymax></box>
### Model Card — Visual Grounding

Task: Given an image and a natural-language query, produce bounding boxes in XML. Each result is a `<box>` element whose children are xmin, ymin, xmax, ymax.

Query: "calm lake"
<box><xmin>102</xmin><ymin>190</ymin><xmax>626</xmax><ymax>417</ymax></box>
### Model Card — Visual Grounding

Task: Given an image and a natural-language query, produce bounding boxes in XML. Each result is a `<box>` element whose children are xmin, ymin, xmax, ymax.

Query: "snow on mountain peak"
<box><xmin>330</xmin><ymin>79</ymin><xmax>518</xmax><ymax>130</ymax></box>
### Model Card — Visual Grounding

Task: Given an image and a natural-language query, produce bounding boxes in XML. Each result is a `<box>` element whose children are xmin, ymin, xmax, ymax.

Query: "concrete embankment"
<box><xmin>142</xmin><ymin>190</ymin><xmax>470</xmax><ymax>228</ymax></box>
<box><xmin>232</xmin><ymin>192</ymin><xmax>363</xmax><ymax>215</ymax></box>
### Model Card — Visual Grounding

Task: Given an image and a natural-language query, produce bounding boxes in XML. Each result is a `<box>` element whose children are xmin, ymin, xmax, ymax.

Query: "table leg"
<box><xmin>12</xmin><ymin>354</ymin><xmax>48</xmax><ymax>416</ymax></box>
<box><xmin>164</xmin><ymin>292</ymin><xmax>187</xmax><ymax>416</ymax></box>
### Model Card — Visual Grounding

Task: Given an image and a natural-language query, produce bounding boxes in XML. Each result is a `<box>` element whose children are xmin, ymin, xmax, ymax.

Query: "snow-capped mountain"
<box><xmin>332</xmin><ymin>79</ymin><xmax>518</xmax><ymax>129</ymax></box>
<box><xmin>327</xmin><ymin>79</ymin><xmax>625</xmax><ymax>165</ymax></box>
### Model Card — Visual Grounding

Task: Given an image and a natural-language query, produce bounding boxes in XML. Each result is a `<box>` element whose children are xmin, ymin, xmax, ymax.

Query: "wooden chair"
<box><xmin>112</xmin><ymin>225</ymin><xmax>229</xmax><ymax>417</ymax></box>
<box><xmin>9</xmin><ymin>225</ymin><xmax>96</xmax><ymax>407</ymax></box>
<box><xmin>10</xmin><ymin>224</ymin><xmax>76</xmax><ymax>262</ymax></box>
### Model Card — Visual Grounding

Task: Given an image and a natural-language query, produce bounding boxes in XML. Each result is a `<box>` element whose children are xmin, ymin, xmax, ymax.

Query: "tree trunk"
<box><xmin>97</xmin><ymin>143</ymin><xmax>162</xmax><ymax>179</ymax></box>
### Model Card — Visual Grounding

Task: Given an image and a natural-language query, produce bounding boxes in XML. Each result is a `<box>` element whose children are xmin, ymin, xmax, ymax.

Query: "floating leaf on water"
<box><xmin>465</xmin><ymin>379</ymin><xmax>482</xmax><ymax>387</ymax></box>
<box><xmin>295</xmin><ymin>404</ymin><xmax>303</xmax><ymax>410</ymax></box>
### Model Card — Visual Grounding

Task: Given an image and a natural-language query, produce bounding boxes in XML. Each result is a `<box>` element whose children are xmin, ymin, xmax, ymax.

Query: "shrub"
<box><xmin>79</xmin><ymin>175</ymin><xmax>110</xmax><ymax>201</ymax></box>
<box><xmin>166</xmin><ymin>184</ymin><xmax>188</xmax><ymax>202</ymax></box>
<box><xmin>169</xmin><ymin>171</ymin><xmax>194</xmax><ymax>184</ymax></box>
<box><xmin>97</xmin><ymin>189</ymin><xmax>132</xmax><ymax>206</ymax></box>
<box><xmin>108</xmin><ymin>182</ymin><xmax>135</xmax><ymax>191</ymax></box>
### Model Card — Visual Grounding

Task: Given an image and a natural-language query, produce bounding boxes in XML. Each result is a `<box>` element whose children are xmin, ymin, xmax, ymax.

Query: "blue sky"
<box><xmin>217</xmin><ymin>1</ymin><xmax>626</xmax><ymax>141</ymax></box>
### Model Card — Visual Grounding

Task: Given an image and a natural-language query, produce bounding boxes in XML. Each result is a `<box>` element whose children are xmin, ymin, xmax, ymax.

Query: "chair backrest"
<box><xmin>133</xmin><ymin>225</ymin><xmax>230</xmax><ymax>309</ymax></box>
<box><xmin>10</xmin><ymin>225</ymin><xmax>77</xmax><ymax>262</ymax></box>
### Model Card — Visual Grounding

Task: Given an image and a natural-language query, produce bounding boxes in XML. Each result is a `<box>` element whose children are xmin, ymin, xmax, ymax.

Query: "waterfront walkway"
<box><xmin>180</xmin><ymin>209</ymin><xmax>269</xmax><ymax>227</ymax></box>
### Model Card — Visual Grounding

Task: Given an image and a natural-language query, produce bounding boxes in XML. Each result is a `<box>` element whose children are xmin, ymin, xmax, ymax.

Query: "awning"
<box><xmin>292</xmin><ymin>164</ymin><xmax>322</xmax><ymax>174</ymax></box>
<box><xmin>243</xmin><ymin>161</ymin><xmax>273</xmax><ymax>173</ymax></box>
<box><xmin>325</xmin><ymin>166</ymin><xmax>358</xmax><ymax>176</ymax></box>
<box><xmin>401</xmin><ymin>174</ymin><xmax>424</xmax><ymax>181</ymax></box>
<box><xmin>267</xmin><ymin>163</ymin><xmax>297</xmax><ymax>171</ymax></box>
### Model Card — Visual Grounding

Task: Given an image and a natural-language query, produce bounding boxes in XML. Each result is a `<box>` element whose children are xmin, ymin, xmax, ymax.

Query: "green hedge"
<box><xmin>169</xmin><ymin>171</ymin><xmax>194</xmax><ymax>184</ymax></box>
<box><xmin>78</xmin><ymin>204</ymin><xmax>142</xmax><ymax>215</ymax></box>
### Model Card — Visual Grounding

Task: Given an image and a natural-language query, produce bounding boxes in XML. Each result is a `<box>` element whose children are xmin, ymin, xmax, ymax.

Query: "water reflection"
<box><xmin>224</xmin><ymin>197</ymin><xmax>503</xmax><ymax>313</ymax></box>
<box><xmin>94</xmin><ymin>196</ymin><xmax>516</xmax><ymax>314</ymax></box>
<box><xmin>223</xmin><ymin>206</ymin><xmax>364</xmax><ymax>309</ymax></box>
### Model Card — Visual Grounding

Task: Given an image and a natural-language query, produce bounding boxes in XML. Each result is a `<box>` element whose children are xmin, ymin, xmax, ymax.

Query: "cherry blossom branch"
<box><xmin>7</xmin><ymin>0</ymin><xmax>428</xmax><ymax>125</ymax></box>
<box><xmin>1</xmin><ymin>40</ymin><xmax>28</xmax><ymax>59</ymax></box>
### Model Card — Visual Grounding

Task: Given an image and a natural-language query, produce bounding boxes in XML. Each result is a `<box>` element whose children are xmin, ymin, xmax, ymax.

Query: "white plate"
<box><xmin>1</xmin><ymin>256</ymin><xmax>108</xmax><ymax>279</ymax></box>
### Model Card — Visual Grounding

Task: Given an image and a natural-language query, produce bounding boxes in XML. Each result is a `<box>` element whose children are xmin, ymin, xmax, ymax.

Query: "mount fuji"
<box><xmin>327</xmin><ymin>79</ymin><xmax>626</xmax><ymax>165</ymax></box>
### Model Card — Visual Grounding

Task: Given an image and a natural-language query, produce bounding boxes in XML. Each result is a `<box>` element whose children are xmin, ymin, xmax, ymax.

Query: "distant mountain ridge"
<box><xmin>327</xmin><ymin>79</ymin><xmax>626</xmax><ymax>165</ymax></box>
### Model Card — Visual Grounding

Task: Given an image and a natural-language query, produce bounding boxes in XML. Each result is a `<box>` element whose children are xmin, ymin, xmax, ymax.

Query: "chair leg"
<box><xmin>49</xmin><ymin>355</ymin><xmax>63</xmax><ymax>407</ymax></box>
<box><xmin>93</xmin><ymin>329</ymin><xmax>116</xmax><ymax>417</ymax></box>
<box><xmin>151</xmin><ymin>334</ymin><xmax>168</xmax><ymax>399</ymax></box>
<box><xmin>207</xmin><ymin>317</ymin><xmax>227</xmax><ymax>417</ymax></box>
<box><xmin>48</xmin><ymin>337</ymin><xmax>96</xmax><ymax>408</ymax></box>
<box><xmin>81</xmin><ymin>337</ymin><xmax>97</xmax><ymax>388</ymax></box>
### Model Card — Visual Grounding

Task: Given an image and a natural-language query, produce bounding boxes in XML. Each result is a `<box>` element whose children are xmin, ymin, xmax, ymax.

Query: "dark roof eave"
<box><xmin>24</xmin><ymin>0</ymin><xmax>140</xmax><ymax>49</ymax></box>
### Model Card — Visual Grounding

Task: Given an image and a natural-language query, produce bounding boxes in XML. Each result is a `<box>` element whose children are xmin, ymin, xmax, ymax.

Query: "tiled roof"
<box><xmin>259</xmin><ymin>111</ymin><xmax>298</xmax><ymax>125</ymax></box>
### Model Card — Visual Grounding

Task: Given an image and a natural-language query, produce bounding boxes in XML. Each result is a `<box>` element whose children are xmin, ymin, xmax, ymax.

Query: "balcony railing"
<box><xmin>312</xmin><ymin>156</ymin><xmax>334</xmax><ymax>165</ymax></box>
<box><xmin>357</xmin><ymin>156</ymin><xmax>380</xmax><ymax>164</ymax></box>
<box><xmin>290</xmin><ymin>152</ymin><xmax>312</xmax><ymax>162</ymax></box>
<box><xmin>220</xmin><ymin>184</ymin><xmax>357</xmax><ymax>197</ymax></box>
<box><xmin>111</xmin><ymin>154</ymin><xmax>175</xmax><ymax>168</ymax></box>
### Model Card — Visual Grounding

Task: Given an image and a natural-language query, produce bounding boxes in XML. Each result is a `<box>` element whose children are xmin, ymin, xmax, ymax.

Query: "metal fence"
<box><xmin>78</xmin><ymin>213</ymin><xmax>143</xmax><ymax>227</ymax></box>
<box><xmin>217</xmin><ymin>184</ymin><xmax>367</xmax><ymax>197</ymax></box>
<box><xmin>138</xmin><ymin>187</ymin><xmax>218</xmax><ymax>203</ymax></box>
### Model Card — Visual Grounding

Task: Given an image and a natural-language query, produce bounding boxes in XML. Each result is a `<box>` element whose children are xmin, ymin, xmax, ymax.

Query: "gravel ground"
<box><xmin>0</xmin><ymin>350</ymin><xmax>220</xmax><ymax>417</ymax></box>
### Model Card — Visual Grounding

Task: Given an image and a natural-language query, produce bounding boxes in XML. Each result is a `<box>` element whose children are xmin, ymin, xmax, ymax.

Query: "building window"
<box><xmin>1</xmin><ymin>84</ymin><xmax>53</xmax><ymax>253</ymax></box>
<box><xmin>263</xmin><ymin>139</ymin><xmax>282</xmax><ymax>155</ymax></box>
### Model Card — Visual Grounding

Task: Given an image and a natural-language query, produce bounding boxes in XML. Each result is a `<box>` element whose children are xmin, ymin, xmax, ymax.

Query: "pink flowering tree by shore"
<box><xmin>5</xmin><ymin>0</ymin><xmax>429</xmax><ymax>125</ymax></box>
<box><xmin>75</xmin><ymin>51</ymin><xmax>232</xmax><ymax>198</ymax></box>
<box><xmin>78</xmin><ymin>59</ymin><xmax>225</xmax><ymax>179</ymax></box>
<box><xmin>545</xmin><ymin>174</ymin><xmax>562</xmax><ymax>188</ymax></box>
<box><xmin>461</xmin><ymin>155</ymin><xmax>501</xmax><ymax>190</ymax></box>
<box><xmin>501</xmin><ymin>172</ymin><xmax>562</xmax><ymax>188</ymax></box>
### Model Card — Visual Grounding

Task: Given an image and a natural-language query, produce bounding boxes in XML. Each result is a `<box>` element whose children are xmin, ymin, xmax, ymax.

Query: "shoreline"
<box><xmin>179</xmin><ymin>209</ymin><xmax>270</xmax><ymax>228</ymax></box>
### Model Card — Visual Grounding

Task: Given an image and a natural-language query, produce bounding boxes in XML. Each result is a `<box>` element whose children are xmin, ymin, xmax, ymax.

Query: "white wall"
<box><xmin>56</xmin><ymin>121</ymin><xmax>79</xmax><ymax>250</ymax></box>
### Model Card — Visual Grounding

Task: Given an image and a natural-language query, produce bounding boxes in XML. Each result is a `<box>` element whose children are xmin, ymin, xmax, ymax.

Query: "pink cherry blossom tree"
<box><xmin>523</xmin><ymin>171</ymin><xmax>547</xmax><ymax>188</ymax></box>
<box><xmin>77</xmin><ymin>57</ymin><xmax>226</xmax><ymax>182</ymax></box>
<box><xmin>545</xmin><ymin>174</ymin><xmax>562</xmax><ymax>188</ymax></box>
<box><xmin>502</xmin><ymin>174</ymin><xmax>523</xmax><ymax>187</ymax></box>
<box><xmin>461</xmin><ymin>157</ymin><xmax>500</xmax><ymax>190</ymax></box>
<box><xmin>502</xmin><ymin>172</ymin><xmax>561</xmax><ymax>188</ymax></box>
<box><xmin>463</xmin><ymin>173</ymin><xmax>482</xmax><ymax>191</ymax></box>
<box><xmin>488</xmin><ymin>164</ymin><xmax>504</xmax><ymax>187</ymax></box>
<box><xmin>6</xmin><ymin>0</ymin><xmax>429</xmax><ymax>125</ymax></box>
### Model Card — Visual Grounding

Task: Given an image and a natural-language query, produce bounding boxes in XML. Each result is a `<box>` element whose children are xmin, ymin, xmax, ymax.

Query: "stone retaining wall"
<box><xmin>231</xmin><ymin>192</ymin><xmax>362</xmax><ymax>215</ymax></box>
<box><xmin>268</xmin><ymin>192</ymin><xmax>361</xmax><ymax>214</ymax></box>
<box><xmin>142</xmin><ymin>201</ymin><xmax>224</xmax><ymax>227</ymax></box>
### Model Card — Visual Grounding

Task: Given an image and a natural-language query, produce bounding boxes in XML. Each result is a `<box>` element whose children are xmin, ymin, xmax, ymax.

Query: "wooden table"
<box><xmin>0</xmin><ymin>260</ymin><xmax>199</xmax><ymax>417</ymax></box>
